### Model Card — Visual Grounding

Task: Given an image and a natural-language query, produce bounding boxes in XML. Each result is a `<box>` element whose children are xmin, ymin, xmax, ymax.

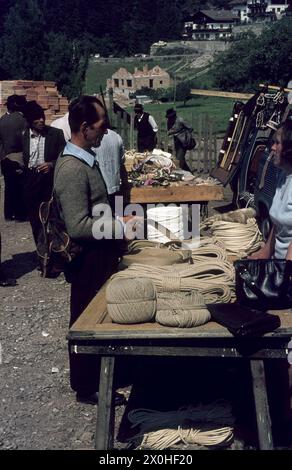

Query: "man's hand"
<box><xmin>37</xmin><ymin>162</ymin><xmax>53</xmax><ymax>174</ymax></box>
<box><xmin>120</xmin><ymin>215</ymin><xmax>144</xmax><ymax>241</ymax></box>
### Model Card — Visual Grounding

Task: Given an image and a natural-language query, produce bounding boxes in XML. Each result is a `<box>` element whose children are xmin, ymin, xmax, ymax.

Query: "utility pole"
<box><xmin>173</xmin><ymin>74</ymin><xmax>177</xmax><ymax>106</ymax></box>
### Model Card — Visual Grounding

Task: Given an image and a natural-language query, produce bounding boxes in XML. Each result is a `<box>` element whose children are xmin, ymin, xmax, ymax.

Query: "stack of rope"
<box><xmin>112</xmin><ymin>261</ymin><xmax>234</xmax><ymax>304</ymax></box>
<box><xmin>200</xmin><ymin>208</ymin><xmax>262</xmax><ymax>257</ymax></box>
<box><xmin>128</xmin><ymin>400</ymin><xmax>234</xmax><ymax>450</ymax></box>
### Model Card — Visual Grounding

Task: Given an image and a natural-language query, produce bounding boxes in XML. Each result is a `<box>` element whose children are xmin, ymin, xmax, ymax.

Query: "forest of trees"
<box><xmin>0</xmin><ymin>0</ymin><xmax>232</xmax><ymax>97</ymax></box>
<box><xmin>211</xmin><ymin>18</ymin><xmax>292</xmax><ymax>92</ymax></box>
<box><xmin>0</xmin><ymin>0</ymin><xmax>291</xmax><ymax>97</ymax></box>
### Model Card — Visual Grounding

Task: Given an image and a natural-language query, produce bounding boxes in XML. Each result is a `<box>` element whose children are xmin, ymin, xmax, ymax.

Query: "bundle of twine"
<box><xmin>128</xmin><ymin>400</ymin><xmax>234</xmax><ymax>450</ymax></box>
<box><xmin>156</xmin><ymin>291</ymin><xmax>210</xmax><ymax>328</ymax></box>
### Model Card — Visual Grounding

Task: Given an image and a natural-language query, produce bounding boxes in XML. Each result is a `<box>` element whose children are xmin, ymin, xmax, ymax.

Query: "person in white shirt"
<box><xmin>50</xmin><ymin>112</ymin><xmax>71</xmax><ymax>142</ymax></box>
<box><xmin>94</xmin><ymin>128</ymin><xmax>127</xmax><ymax>208</ymax></box>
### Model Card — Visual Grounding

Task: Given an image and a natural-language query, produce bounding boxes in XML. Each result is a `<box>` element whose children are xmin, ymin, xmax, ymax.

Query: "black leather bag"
<box><xmin>207</xmin><ymin>303</ymin><xmax>280</xmax><ymax>337</ymax></box>
<box><xmin>177</xmin><ymin>129</ymin><xmax>197</xmax><ymax>150</ymax></box>
<box><xmin>234</xmin><ymin>259</ymin><xmax>292</xmax><ymax>310</ymax></box>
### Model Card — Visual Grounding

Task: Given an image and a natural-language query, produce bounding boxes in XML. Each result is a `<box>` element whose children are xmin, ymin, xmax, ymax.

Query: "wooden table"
<box><xmin>125</xmin><ymin>183</ymin><xmax>224</xmax><ymax>204</ymax></box>
<box><xmin>68</xmin><ymin>285</ymin><xmax>292</xmax><ymax>450</ymax></box>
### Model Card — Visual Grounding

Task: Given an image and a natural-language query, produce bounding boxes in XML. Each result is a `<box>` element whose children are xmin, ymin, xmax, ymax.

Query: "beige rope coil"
<box><xmin>156</xmin><ymin>291</ymin><xmax>211</xmax><ymax>328</ymax></box>
<box><xmin>106</xmin><ymin>277</ymin><xmax>156</xmax><ymax>324</ymax></box>
<box><xmin>128</xmin><ymin>400</ymin><xmax>234</xmax><ymax>450</ymax></box>
<box><xmin>201</xmin><ymin>207</ymin><xmax>257</xmax><ymax>227</ymax></box>
<box><xmin>121</xmin><ymin>242</ymin><xmax>192</xmax><ymax>268</ymax></box>
<box><xmin>210</xmin><ymin>219</ymin><xmax>262</xmax><ymax>256</ymax></box>
<box><xmin>200</xmin><ymin>209</ymin><xmax>262</xmax><ymax>257</ymax></box>
<box><xmin>112</xmin><ymin>261</ymin><xmax>235</xmax><ymax>303</ymax></box>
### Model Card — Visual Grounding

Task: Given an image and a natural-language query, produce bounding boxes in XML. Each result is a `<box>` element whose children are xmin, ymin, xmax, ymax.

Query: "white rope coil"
<box><xmin>128</xmin><ymin>401</ymin><xmax>234</xmax><ymax>450</ymax></box>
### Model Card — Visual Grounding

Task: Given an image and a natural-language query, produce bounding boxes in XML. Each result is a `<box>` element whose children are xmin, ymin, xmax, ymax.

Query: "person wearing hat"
<box><xmin>134</xmin><ymin>103</ymin><xmax>158</xmax><ymax>152</ymax></box>
<box><xmin>166</xmin><ymin>108</ymin><xmax>193</xmax><ymax>171</ymax></box>
<box><xmin>0</xmin><ymin>94</ymin><xmax>27</xmax><ymax>221</ymax></box>
<box><xmin>22</xmin><ymin>100</ymin><xmax>66</xmax><ymax>247</ymax></box>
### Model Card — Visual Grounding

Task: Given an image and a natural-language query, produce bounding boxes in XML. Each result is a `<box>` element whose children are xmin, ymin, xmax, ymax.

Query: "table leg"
<box><xmin>95</xmin><ymin>356</ymin><xmax>115</xmax><ymax>450</ymax></box>
<box><xmin>250</xmin><ymin>360</ymin><xmax>274</xmax><ymax>450</ymax></box>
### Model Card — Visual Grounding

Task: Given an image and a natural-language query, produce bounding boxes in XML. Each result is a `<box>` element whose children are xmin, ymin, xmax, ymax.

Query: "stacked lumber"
<box><xmin>0</xmin><ymin>80</ymin><xmax>68</xmax><ymax>123</ymax></box>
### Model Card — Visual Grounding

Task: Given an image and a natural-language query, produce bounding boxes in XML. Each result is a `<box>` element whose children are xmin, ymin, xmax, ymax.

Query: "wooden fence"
<box><xmin>110</xmin><ymin>110</ymin><xmax>219</xmax><ymax>174</ymax></box>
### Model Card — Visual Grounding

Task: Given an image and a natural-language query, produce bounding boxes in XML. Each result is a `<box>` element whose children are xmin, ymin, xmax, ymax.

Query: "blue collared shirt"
<box><xmin>63</xmin><ymin>142</ymin><xmax>96</xmax><ymax>167</ymax></box>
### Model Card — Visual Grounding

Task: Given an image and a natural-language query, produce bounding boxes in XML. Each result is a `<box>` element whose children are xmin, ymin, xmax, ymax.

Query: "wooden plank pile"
<box><xmin>0</xmin><ymin>80</ymin><xmax>68</xmax><ymax>123</ymax></box>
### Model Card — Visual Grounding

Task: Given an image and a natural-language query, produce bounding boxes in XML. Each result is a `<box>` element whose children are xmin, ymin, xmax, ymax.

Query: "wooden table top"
<box><xmin>123</xmin><ymin>183</ymin><xmax>224</xmax><ymax>204</ymax></box>
<box><xmin>68</xmin><ymin>283</ymin><xmax>292</xmax><ymax>341</ymax></box>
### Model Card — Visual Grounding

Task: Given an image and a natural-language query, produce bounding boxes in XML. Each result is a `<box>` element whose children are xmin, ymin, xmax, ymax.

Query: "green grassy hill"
<box><xmin>86</xmin><ymin>57</ymin><xmax>236</xmax><ymax>135</ymax></box>
<box><xmin>85</xmin><ymin>57</ymin><xmax>180</xmax><ymax>94</ymax></box>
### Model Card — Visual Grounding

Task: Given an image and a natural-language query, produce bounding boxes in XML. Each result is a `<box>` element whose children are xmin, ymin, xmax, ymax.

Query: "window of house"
<box><xmin>149</xmin><ymin>79</ymin><xmax>153</xmax><ymax>88</ymax></box>
<box><xmin>121</xmin><ymin>79</ymin><xmax>124</xmax><ymax>85</ymax></box>
<box><xmin>114</xmin><ymin>79</ymin><xmax>119</xmax><ymax>87</ymax></box>
<box><xmin>127</xmin><ymin>79</ymin><xmax>132</xmax><ymax>87</ymax></box>
<box><xmin>206</xmin><ymin>33</ymin><xmax>210</xmax><ymax>38</ymax></box>
<box><xmin>160</xmin><ymin>80</ymin><xmax>163</xmax><ymax>84</ymax></box>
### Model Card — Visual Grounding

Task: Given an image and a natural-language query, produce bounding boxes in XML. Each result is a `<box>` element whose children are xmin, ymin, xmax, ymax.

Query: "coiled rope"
<box><xmin>128</xmin><ymin>401</ymin><xmax>234</xmax><ymax>450</ymax></box>
<box><xmin>156</xmin><ymin>291</ymin><xmax>210</xmax><ymax>327</ymax></box>
<box><xmin>112</xmin><ymin>261</ymin><xmax>234</xmax><ymax>303</ymax></box>
<box><xmin>201</xmin><ymin>209</ymin><xmax>262</xmax><ymax>257</ymax></box>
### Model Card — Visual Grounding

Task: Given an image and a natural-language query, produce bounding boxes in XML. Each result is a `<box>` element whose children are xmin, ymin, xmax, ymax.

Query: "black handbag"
<box><xmin>234</xmin><ymin>259</ymin><xmax>292</xmax><ymax>310</ymax></box>
<box><xmin>177</xmin><ymin>129</ymin><xmax>197</xmax><ymax>150</ymax></box>
<box><xmin>207</xmin><ymin>303</ymin><xmax>280</xmax><ymax>337</ymax></box>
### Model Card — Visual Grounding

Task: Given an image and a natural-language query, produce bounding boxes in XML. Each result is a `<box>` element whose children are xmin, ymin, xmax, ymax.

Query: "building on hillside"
<box><xmin>183</xmin><ymin>10</ymin><xmax>240</xmax><ymax>41</ymax></box>
<box><xmin>106</xmin><ymin>65</ymin><xmax>171</xmax><ymax>98</ymax></box>
<box><xmin>229</xmin><ymin>0</ymin><xmax>289</xmax><ymax>23</ymax></box>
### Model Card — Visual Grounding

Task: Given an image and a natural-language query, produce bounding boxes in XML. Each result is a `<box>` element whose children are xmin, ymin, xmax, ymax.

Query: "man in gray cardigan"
<box><xmin>54</xmin><ymin>96</ymin><xmax>133</xmax><ymax>405</ymax></box>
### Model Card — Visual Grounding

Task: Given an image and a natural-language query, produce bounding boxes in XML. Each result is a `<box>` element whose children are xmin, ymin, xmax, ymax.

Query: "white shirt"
<box><xmin>94</xmin><ymin>129</ymin><xmax>125</xmax><ymax>194</ymax></box>
<box><xmin>29</xmin><ymin>130</ymin><xmax>45</xmax><ymax>168</ymax></box>
<box><xmin>269</xmin><ymin>172</ymin><xmax>292</xmax><ymax>258</ymax></box>
<box><xmin>50</xmin><ymin>113</ymin><xmax>71</xmax><ymax>142</ymax></box>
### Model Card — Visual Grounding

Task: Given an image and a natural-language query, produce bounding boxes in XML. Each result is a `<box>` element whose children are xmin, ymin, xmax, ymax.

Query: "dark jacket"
<box><xmin>0</xmin><ymin>112</ymin><xmax>27</xmax><ymax>159</ymax></box>
<box><xmin>134</xmin><ymin>112</ymin><xmax>156</xmax><ymax>152</ymax></box>
<box><xmin>22</xmin><ymin>125</ymin><xmax>66</xmax><ymax>168</ymax></box>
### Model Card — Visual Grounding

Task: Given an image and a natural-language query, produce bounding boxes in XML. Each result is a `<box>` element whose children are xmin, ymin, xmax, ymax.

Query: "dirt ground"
<box><xmin>0</xmin><ymin>180</ymin><xmax>290</xmax><ymax>451</ymax></box>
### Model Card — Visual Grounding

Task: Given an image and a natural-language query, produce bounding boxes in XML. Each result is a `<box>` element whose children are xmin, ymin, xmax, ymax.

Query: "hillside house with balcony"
<box><xmin>106</xmin><ymin>65</ymin><xmax>171</xmax><ymax>98</ymax></box>
<box><xmin>229</xmin><ymin>0</ymin><xmax>289</xmax><ymax>22</ymax></box>
<box><xmin>183</xmin><ymin>10</ymin><xmax>240</xmax><ymax>40</ymax></box>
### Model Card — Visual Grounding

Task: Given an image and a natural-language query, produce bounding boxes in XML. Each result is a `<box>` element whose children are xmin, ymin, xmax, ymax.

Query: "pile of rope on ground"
<box><xmin>128</xmin><ymin>400</ymin><xmax>234</xmax><ymax>450</ymax></box>
<box><xmin>200</xmin><ymin>208</ymin><xmax>263</xmax><ymax>257</ymax></box>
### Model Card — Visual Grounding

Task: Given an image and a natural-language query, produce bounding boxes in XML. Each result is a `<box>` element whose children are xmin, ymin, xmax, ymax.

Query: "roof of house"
<box><xmin>192</xmin><ymin>10</ymin><xmax>240</xmax><ymax>22</ymax></box>
<box><xmin>229</xmin><ymin>0</ymin><xmax>247</xmax><ymax>5</ymax></box>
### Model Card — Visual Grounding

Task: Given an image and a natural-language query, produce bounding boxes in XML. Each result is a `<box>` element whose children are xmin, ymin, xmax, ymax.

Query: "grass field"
<box><xmin>85</xmin><ymin>57</ymin><xmax>180</xmax><ymax>94</ymax></box>
<box><xmin>86</xmin><ymin>58</ymin><xmax>236</xmax><ymax>135</ymax></box>
<box><xmin>127</xmin><ymin>96</ymin><xmax>235</xmax><ymax>135</ymax></box>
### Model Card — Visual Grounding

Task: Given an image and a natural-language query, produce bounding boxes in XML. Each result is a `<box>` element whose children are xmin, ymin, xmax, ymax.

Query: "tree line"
<box><xmin>0</xmin><ymin>0</ymin><xmax>230</xmax><ymax>97</ymax></box>
<box><xmin>211</xmin><ymin>18</ymin><xmax>292</xmax><ymax>92</ymax></box>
